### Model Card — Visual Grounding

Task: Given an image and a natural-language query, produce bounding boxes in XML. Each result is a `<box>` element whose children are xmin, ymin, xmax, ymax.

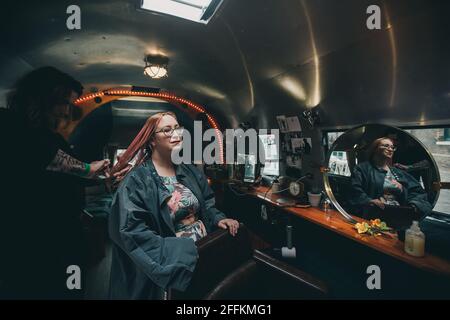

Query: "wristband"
<box><xmin>83</xmin><ymin>163</ymin><xmax>91</xmax><ymax>176</ymax></box>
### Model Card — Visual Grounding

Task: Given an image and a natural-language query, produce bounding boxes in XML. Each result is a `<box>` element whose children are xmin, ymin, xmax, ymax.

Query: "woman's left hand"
<box><xmin>410</xmin><ymin>204</ymin><xmax>419</xmax><ymax>213</ymax></box>
<box><xmin>218</xmin><ymin>219</ymin><xmax>240</xmax><ymax>237</ymax></box>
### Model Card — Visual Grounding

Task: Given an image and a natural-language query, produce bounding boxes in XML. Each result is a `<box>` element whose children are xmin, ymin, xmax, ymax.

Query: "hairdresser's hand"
<box><xmin>87</xmin><ymin>159</ymin><xmax>110</xmax><ymax>179</ymax></box>
<box><xmin>218</xmin><ymin>219</ymin><xmax>240</xmax><ymax>237</ymax></box>
<box><xmin>369</xmin><ymin>198</ymin><xmax>385</xmax><ymax>210</ymax></box>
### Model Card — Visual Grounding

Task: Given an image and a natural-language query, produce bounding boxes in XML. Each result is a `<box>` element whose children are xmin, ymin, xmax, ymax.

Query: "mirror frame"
<box><xmin>323</xmin><ymin>123</ymin><xmax>441</xmax><ymax>224</ymax></box>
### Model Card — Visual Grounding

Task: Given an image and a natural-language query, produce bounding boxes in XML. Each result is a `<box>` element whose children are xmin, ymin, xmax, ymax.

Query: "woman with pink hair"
<box><xmin>349</xmin><ymin>137</ymin><xmax>431</xmax><ymax>218</ymax></box>
<box><xmin>108</xmin><ymin>112</ymin><xmax>239</xmax><ymax>299</ymax></box>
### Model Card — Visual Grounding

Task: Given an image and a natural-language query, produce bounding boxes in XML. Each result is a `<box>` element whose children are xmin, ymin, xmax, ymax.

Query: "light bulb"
<box><xmin>144</xmin><ymin>65</ymin><xmax>167</xmax><ymax>79</ymax></box>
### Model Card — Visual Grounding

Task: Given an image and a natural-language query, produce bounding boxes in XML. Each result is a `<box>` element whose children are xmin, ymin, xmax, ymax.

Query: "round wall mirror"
<box><xmin>323</xmin><ymin>124</ymin><xmax>440</xmax><ymax>229</ymax></box>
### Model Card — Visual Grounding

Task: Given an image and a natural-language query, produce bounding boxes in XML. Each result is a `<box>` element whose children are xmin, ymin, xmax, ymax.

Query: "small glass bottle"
<box><xmin>322</xmin><ymin>198</ymin><xmax>332</xmax><ymax>220</ymax></box>
<box><xmin>404</xmin><ymin>221</ymin><xmax>425</xmax><ymax>257</ymax></box>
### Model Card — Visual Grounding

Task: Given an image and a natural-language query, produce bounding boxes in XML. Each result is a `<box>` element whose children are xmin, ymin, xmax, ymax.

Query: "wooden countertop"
<box><xmin>242</xmin><ymin>185</ymin><xmax>450</xmax><ymax>277</ymax></box>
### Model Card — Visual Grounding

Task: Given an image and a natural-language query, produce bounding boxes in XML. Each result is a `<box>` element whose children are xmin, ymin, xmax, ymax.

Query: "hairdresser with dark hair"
<box><xmin>108</xmin><ymin>112</ymin><xmax>239</xmax><ymax>299</ymax></box>
<box><xmin>0</xmin><ymin>66</ymin><xmax>111</xmax><ymax>299</ymax></box>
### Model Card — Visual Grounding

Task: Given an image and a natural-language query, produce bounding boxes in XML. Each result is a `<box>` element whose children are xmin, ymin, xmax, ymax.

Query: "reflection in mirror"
<box><xmin>324</xmin><ymin>124</ymin><xmax>440</xmax><ymax>229</ymax></box>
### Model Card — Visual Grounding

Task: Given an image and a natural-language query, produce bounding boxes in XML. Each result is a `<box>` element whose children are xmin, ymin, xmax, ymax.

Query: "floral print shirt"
<box><xmin>161</xmin><ymin>176</ymin><xmax>207</xmax><ymax>242</ymax></box>
<box><xmin>382</xmin><ymin>167</ymin><xmax>404</xmax><ymax>205</ymax></box>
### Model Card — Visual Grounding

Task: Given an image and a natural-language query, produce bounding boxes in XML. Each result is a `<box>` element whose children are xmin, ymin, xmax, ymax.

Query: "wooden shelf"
<box><xmin>243</xmin><ymin>185</ymin><xmax>450</xmax><ymax>278</ymax></box>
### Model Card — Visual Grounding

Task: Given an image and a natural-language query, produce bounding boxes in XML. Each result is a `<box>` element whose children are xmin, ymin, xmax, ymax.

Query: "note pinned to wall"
<box><xmin>259</xmin><ymin>134</ymin><xmax>279</xmax><ymax>160</ymax></box>
<box><xmin>286</xmin><ymin>116</ymin><xmax>302</xmax><ymax>132</ymax></box>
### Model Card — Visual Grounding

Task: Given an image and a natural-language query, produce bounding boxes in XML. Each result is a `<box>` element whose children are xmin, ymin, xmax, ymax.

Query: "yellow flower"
<box><xmin>355</xmin><ymin>219</ymin><xmax>391</xmax><ymax>236</ymax></box>
<box><xmin>370</xmin><ymin>219</ymin><xmax>382</xmax><ymax>227</ymax></box>
<box><xmin>356</xmin><ymin>222</ymin><xmax>369</xmax><ymax>234</ymax></box>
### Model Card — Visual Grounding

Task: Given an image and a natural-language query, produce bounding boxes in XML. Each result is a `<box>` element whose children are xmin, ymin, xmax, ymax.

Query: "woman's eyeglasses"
<box><xmin>155</xmin><ymin>126</ymin><xmax>184</xmax><ymax>137</ymax></box>
<box><xmin>380</xmin><ymin>144</ymin><xmax>397</xmax><ymax>151</ymax></box>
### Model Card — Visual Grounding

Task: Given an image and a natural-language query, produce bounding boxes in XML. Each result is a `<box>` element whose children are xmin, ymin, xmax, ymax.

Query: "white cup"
<box><xmin>307</xmin><ymin>192</ymin><xmax>322</xmax><ymax>207</ymax></box>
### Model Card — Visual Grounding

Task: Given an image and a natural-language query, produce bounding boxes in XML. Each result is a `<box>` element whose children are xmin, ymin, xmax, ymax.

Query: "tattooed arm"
<box><xmin>47</xmin><ymin>149</ymin><xmax>86</xmax><ymax>176</ymax></box>
<box><xmin>46</xmin><ymin>149</ymin><xmax>110</xmax><ymax>178</ymax></box>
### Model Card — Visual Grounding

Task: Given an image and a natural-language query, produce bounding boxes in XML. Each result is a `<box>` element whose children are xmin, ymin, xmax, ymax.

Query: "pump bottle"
<box><xmin>404</xmin><ymin>221</ymin><xmax>425</xmax><ymax>257</ymax></box>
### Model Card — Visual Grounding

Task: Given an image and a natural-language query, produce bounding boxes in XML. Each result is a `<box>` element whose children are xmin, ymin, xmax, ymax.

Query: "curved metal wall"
<box><xmin>0</xmin><ymin>0</ymin><xmax>449</xmax><ymax>128</ymax></box>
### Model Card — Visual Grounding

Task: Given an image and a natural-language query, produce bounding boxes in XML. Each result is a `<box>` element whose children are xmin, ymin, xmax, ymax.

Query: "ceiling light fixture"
<box><xmin>143</xmin><ymin>54</ymin><xmax>169</xmax><ymax>79</ymax></box>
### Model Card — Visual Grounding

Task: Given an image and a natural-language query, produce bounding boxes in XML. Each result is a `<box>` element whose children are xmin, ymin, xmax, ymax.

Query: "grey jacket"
<box><xmin>108</xmin><ymin>160</ymin><xmax>226</xmax><ymax>299</ymax></box>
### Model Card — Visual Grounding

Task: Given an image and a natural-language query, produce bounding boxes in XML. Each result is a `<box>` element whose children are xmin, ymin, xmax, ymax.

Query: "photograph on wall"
<box><xmin>286</xmin><ymin>154</ymin><xmax>302</xmax><ymax>169</ymax></box>
<box><xmin>302</xmin><ymin>138</ymin><xmax>312</xmax><ymax>155</ymax></box>
<box><xmin>291</xmin><ymin>138</ymin><xmax>304</xmax><ymax>154</ymax></box>
<box><xmin>276</xmin><ymin>115</ymin><xmax>289</xmax><ymax>133</ymax></box>
<box><xmin>290</xmin><ymin>137</ymin><xmax>312</xmax><ymax>155</ymax></box>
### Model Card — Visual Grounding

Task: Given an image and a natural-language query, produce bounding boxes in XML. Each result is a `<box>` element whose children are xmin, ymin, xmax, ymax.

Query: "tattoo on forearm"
<box><xmin>46</xmin><ymin>149</ymin><xmax>88</xmax><ymax>176</ymax></box>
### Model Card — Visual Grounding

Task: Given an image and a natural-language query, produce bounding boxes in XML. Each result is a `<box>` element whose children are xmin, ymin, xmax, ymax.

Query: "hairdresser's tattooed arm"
<box><xmin>47</xmin><ymin>150</ymin><xmax>111</xmax><ymax>178</ymax></box>
<box><xmin>46</xmin><ymin>149</ymin><xmax>90</xmax><ymax>177</ymax></box>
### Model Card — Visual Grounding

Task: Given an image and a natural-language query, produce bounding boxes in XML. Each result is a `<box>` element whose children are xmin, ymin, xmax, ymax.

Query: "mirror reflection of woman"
<box><xmin>349</xmin><ymin>137</ymin><xmax>432</xmax><ymax>217</ymax></box>
<box><xmin>108</xmin><ymin>112</ymin><xmax>239</xmax><ymax>299</ymax></box>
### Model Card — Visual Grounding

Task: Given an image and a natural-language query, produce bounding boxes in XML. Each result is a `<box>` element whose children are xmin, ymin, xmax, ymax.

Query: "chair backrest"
<box><xmin>204</xmin><ymin>250</ymin><xmax>328</xmax><ymax>300</ymax></box>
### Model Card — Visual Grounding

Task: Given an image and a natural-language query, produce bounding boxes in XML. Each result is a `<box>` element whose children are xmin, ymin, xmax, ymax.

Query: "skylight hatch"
<box><xmin>140</xmin><ymin>0</ymin><xmax>224</xmax><ymax>24</ymax></box>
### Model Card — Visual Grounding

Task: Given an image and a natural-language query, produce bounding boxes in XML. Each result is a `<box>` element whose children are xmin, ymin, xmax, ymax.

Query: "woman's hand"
<box><xmin>369</xmin><ymin>198</ymin><xmax>385</xmax><ymax>210</ymax></box>
<box><xmin>218</xmin><ymin>219</ymin><xmax>240</xmax><ymax>237</ymax></box>
<box><xmin>410</xmin><ymin>203</ymin><xmax>419</xmax><ymax>214</ymax></box>
<box><xmin>394</xmin><ymin>163</ymin><xmax>409</xmax><ymax>170</ymax></box>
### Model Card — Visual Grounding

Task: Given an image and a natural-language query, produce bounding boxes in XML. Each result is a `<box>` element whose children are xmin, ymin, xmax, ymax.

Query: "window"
<box><xmin>439</xmin><ymin>128</ymin><xmax>450</xmax><ymax>143</ymax></box>
<box><xmin>324</xmin><ymin>131</ymin><xmax>351</xmax><ymax>176</ymax></box>
<box><xmin>329</xmin><ymin>151</ymin><xmax>351</xmax><ymax>176</ymax></box>
<box><xmin>325</xmin><ymin>131</ymin><xmax>345</xmax><ymax>151</ymax></box>
<box><xmin>405</xmin><ymin>128</ymin><xmax>450</xmax><ymax>215</ymax></box>
<box><xmin>140</xmin><ymin>0</ymin><xmax>224</xmax><ymax>24</ymax></box>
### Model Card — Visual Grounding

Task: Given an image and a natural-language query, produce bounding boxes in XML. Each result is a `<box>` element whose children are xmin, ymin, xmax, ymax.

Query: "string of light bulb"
<box><xmin>74</xmin><ymin>89</ymin><xmax>224</xmax><ymax>163</ymax></box>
